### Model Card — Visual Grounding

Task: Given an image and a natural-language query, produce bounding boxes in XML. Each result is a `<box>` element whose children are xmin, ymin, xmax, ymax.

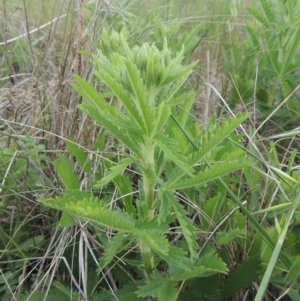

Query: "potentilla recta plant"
<box><xmin>40</xmin><ymin>29</ymin><xmax>250</xmax><ymax>300</ymax></box>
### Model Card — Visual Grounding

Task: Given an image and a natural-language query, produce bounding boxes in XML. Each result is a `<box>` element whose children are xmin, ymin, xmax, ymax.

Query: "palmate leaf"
<box><xmin>40</xmin><ymin>196</ymin><xmax>136</xmax><ymax>233</ymax></box>
<box><xmin>171</xmin><ymin>252</ymin><xmax>228</xmax><ymax>281</ymax></box>
<box><xmin>165</xmin><ymin>159</ymin><xmax>250</xmax><ymax>190</ymax></box>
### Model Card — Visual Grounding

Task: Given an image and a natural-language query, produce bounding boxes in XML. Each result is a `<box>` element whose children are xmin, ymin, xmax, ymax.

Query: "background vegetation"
<box><xmin>1</xmin><ymin>0</ymin><xmax>300</xmax><ymax>300</ymax></box>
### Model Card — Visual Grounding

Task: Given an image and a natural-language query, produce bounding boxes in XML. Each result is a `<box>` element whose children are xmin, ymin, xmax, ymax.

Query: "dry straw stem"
<box><xmin>0</xmin><ymin>0</ymin><xmax>113</xmax><ymax>149</ymax></box>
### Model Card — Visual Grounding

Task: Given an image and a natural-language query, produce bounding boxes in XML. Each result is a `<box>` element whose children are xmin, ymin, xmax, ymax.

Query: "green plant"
<box><xmin>37</xmin><ymin>30</ymin><xmax>262</xmax><ymax>301</ymax></box>
<box><xmin>224</xmin><ymin>0</ymin><xmax>300</xmax><ymax>130</ymax></box>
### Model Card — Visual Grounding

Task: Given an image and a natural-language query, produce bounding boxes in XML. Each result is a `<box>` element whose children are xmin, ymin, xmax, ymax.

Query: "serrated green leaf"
<box><xmin>136</xmin><ymin>230</ymin><xmax>169</xmax><ymax>256</ymax></box>
<box><xmin>72</xmin><ymin>75</ymin><xmax>109</xmax><ymax>110</ymax></box>
<box><xmin>95</xmin><ymin>157</ymin><xmax>133</xmax><ymax>187</ymax></box>
<box><xmin>40</xmin><ymin>196</ymin><xmax>136</xmax><ymax>232</ymax></box>
<box><xmin>159</xmin><ymin>247</ymin><xmax>192</xmax><ymax>271</ymax></box>
<box><xmin>165</xmin><ymin>113</ymin><xmax>248</xmax><ymax>188</ymax></box>
<box><xmin>158</xmin><ymin>280</ymin><xmax>178</xmax><ymax>301</ymax></box>
<box><xmin>136</xmin><ymin>275</ymin><xmax>167</xmax><ymax>298</ymax></box>
<box><xmin>123</xmin><ymin>58</ymin><xmax>152</xmax><ymax>135</ymax></box>
<box><xmin>260</xmin><ymin>0</ymin><xmax>275</xmax><ymax>23</ymax></box>
<box><xmin>79</xmin><ymin>104</ymin><xmax>141</xmax><ymax>153</ymax></box>
<box><xmin>222</xmin><ymin>255</ymin><xmax>261</xmax><ymax>297</ymax></box>
<box><xmin>53</xmin><ymin>155</ymin><xmax>80</xmax><ymax>190</ymax></box>
<box><xmin>151</xmin><ymin>102</ymin><xmax>171</xmax><ymax>137</ymax></box>
<box><xmin>217</xmin><ymin>228</ymin><xmax>245</xmax><ymax>246</ymax></box>
<box><xmin>66</xmin><ymin>139</ymin><xmax>88</xmax><ymax>166</ymax></box>
<box><xmin>93</xmin><ymin>133</ymin><xmax>106</xmax><ymax>152</ymax></box>
<box><xmin>114</xmin><ymin>283</ymin><xmax>141</xmax><ymax>301</ymax></box>
<box><xmin>100</xmin><ymin>232</ymin><xmax>133</xmax><ymax>268</ymax></box>
<box><xmin>163</xmin><ymin>191</ymin><xmax>198</xmax><ymax>259</ymax></box>
<box><xmin>113</xmin><ymin>174</ymin><xmax>136</xmax><ymax>216</ymax></box>
<box><xmin>171</xmin><ymin>253</ymin><xmax>228</xmax><ymax>281</ymax></box>
<box><xmin>154</xmin><ymin>135</ymin><xmax>193</xmax><ymax>175</ymax></box>
<box><xmin>166</xmin><ymin>159</ymin><xmax>250</xmax><ymax>190</ymax></box>
<box><xmin>247</xmin><ymin>7</ymin><xmax>271</xmax><ymax>28</ymax></box>
<box><xmin>58</xmin><ymin>213</ymin><xmax>74</xmax><ymax>228</ymax></box>
<box><xmin>93</xmin><ymin>65</ymin><xmax>148</xmax><ymax>135</ymax></box>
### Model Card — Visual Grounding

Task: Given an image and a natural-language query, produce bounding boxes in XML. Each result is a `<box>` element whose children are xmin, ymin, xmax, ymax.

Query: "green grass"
<box><xmin>1</xmin><ymin>1</ymin><xmax>300</xmax><ymax>300</ymax></box>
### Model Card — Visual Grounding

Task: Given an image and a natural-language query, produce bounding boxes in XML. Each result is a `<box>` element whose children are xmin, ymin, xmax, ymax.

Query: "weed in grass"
<box><xmin>1</xmin><ymin>1</ymin><xmax>300</xmax><ymax>300</ymax></box>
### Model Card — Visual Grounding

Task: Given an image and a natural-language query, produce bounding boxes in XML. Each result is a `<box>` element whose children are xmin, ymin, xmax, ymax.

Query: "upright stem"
<box><xmin>140</xmin><ymin>137</ymin><xmax>156</xmax><ymax>277</ymax></box>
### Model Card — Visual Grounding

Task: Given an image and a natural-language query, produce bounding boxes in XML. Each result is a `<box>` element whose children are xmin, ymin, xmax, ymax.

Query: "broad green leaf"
<box><xmin>92</xmin><ymin>133</ymin><xmax>106</xmax><ymax>152</ymax></box>
<box><xmin>66</xmin><ymin>139</ymin><xmax>88</xmax><ymax>166</ymax></box>
<box><xmin>113</xmin><ymin>283</ymin><xmax>141</xmax><ymax>301</ymax></box>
